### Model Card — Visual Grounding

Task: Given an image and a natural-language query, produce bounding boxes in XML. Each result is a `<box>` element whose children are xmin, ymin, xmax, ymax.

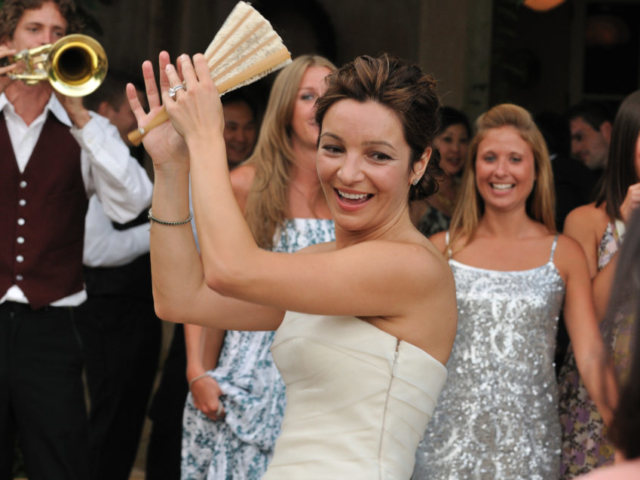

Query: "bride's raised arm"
<box><xmin>130</xmin><ymin>52</ymin><xmax>283</xmax><ymax>330</ymax></box>
<box><xmin>162</xmin><ymin>54</ymin><xmax>454</xmax><ymax>343</ymax></box>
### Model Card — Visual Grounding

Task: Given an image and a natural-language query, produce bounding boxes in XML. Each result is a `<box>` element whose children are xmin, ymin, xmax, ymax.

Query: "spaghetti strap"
<box><xmin>549</xmin><ymin>234</ymin><xmax>559</xmax><ymax>262</ymax></box>
<box><xmin>445</xmin><ymin>231</ymin><xmax>452</xmax><ymax>259</ymax></box>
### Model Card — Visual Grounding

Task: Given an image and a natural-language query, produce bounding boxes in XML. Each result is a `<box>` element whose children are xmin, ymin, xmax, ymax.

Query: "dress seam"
<box><xmin>377</xmin><ymin>339</ymin><xmax>400</xmax><ymax>480</ymax></box>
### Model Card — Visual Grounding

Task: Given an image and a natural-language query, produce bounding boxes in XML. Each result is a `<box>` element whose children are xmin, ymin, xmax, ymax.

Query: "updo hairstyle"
<box><xmin>315</xmin><ymin>53</ymin><xmax>443</xmax><ymax>201</ymax></box>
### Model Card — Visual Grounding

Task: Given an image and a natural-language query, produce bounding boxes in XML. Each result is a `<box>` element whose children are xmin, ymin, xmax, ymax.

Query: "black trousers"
<box><xmin>0</xmin><ymin>301</ymin><xmax>89</xmax><ymax>480</ymax></box>
<box><xmin>145</xmin><ymin>324</ymin><xmax>189</xmax><ymax>480</ymax></box>
<box><xmin>76</xmin><ymin>294</ymin><xmax>161</xmax><ymax>480</ymax></box>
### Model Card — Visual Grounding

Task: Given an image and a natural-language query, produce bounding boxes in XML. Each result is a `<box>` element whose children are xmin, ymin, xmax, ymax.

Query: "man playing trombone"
<box><xmin>0</xmin><ymin>1</ymin><xmax>153</xmax><ymax>478</ymax></box>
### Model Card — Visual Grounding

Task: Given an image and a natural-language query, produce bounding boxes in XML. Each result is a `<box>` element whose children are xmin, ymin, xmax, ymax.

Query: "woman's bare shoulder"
<box><xmin>553</xmin><ymin>233</ymin><xmax>589</xmax><ymax>280</ymax></box>
<box><xmin>230</xmin><ymin>164</ymin><xmax>256</xmax><ymax>208</ymax></box>
<box><xmin>566</xmin><ymin>202</ymin><xmax>607</xmax><ymax>227</ymax></box>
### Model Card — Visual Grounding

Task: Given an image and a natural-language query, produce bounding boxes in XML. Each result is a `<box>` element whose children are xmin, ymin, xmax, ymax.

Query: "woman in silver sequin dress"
<box><xmin>413</xmin><ymin>104</ymin><xmax>616</xmax><ymax>480</ymax></box>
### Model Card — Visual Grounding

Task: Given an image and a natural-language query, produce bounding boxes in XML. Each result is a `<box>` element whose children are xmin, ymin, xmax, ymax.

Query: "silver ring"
<box><xmin>168</xmin><ymin>84</ymin><xmax>186</xmax><ymax>99</ymax></box>
<box><xmin>216</xmin><ymin>401</ymin><xmax>224</xmax><ymax>416</ymax></box>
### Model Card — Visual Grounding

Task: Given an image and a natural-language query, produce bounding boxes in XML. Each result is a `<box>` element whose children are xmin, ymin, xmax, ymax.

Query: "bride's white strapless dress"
<box><xmin>262</xmin><ymin>311</ymin><xmax>447</xmax><ymax>480</ymax></box>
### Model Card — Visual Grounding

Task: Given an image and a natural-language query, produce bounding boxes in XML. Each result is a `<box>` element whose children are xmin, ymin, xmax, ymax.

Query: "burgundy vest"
<box><xmin>0</xmin><ymin>112</ymin><xmax>88</xmax><ymax>309</ymax></box>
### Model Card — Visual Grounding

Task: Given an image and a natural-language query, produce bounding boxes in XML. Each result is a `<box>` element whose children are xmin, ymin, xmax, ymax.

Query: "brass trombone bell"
<box><xmin>5</xmin><ymin>34</ymin><xmax>108</xmax><ymax>97</ymax></box>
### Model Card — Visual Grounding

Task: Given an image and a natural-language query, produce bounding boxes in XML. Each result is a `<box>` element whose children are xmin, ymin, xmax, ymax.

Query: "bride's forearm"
<box><xmin>189</xmin><ymin>138</ymin><xmax>260</xmax><ymax>292</ymax></box>
<box><xmin>150</xmin><ymin>164</ymin><xmax>207</xmax><ymax>321</ymax></box>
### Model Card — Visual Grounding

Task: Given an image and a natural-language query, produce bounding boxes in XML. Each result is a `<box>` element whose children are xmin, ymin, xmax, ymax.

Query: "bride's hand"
<box><xmin>163</xmin><ymin>54</ymin><xmax>225</xmax><ymax>148</ymax></box>
<box><xmin>127</xmin><ymin>51</ymin><xmax>189</xmax><ymax>172</ymax></box>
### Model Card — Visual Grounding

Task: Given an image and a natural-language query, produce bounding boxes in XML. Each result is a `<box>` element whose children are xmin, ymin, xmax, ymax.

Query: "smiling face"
<box><xmin>7</xmin><ymin>1</ymin><xmax>67</xmax><ymax>51</ymax></box>
<box><xmin>434</xmin><ymin>123</ymin><xmax>469</xmax><ymax>176</ymax></box>
<box><xmin>223</xmin><ymin>100</ymin><xmax>257</xmax><ymax>167</ymax></box>
<box><xmin>317</xmin><ymin>99</ymin><xmax>428</xmax><ymax>237</ymax></box>
<box><xmin>475</xmin><ymin>126</ymin><xmax>536</xmax><ymax>214</ymax></box>
<box><xmin>290</xmin><ymin>65</ymin><xmax>332</xmax><ymax>149</ymax></box>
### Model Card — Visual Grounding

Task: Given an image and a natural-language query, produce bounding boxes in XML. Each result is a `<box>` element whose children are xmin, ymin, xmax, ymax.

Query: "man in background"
<box><xmin>221</xmin><ymin>91</ymin><xmax>258</xmax><ymax>168</ymax></box>
<box><xmin>567</xmin><ymin>100</ymin><xmax>614</xmax><ymax>172</ymax></box>
<box><xmin>0</xmin><ymin>1</ymin><xmax>152</xmax><ymax>478</ymax></box>
<box><xmin>79</xmin><ymin>72</ymin><xmax>161</xmax><ymax>480</ymax></box>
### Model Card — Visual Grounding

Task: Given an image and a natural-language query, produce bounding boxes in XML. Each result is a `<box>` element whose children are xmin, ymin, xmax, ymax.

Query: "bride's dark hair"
<box><xmin>315</xmin><ymin>53</ymin><xmax>442</xmax><ymax>201</ymax></box>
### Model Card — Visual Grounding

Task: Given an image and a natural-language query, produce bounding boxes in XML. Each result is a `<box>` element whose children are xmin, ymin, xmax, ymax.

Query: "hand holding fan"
<box><xmin>128</xmin><ymin>1</ymin><xmax>291</xmax><ymax>146</ymax></box>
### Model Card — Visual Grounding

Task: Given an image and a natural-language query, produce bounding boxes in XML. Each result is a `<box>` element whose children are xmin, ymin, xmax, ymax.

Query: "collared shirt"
<box><xmin>0</xmin><ymin>93</ymin><xmax>153</xmax><ymax>306</ymax></box>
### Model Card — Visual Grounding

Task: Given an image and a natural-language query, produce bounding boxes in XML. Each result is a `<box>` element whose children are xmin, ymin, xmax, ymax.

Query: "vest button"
<box><xmin>17</xmin><ymin>218</ymin><xmax>25</xmax><ymax>226</ymax></box>
<box><xmin>16</xmin><ymin>255</ymin><xmax>24</xmax><ymax>263</ymax></box>
<box><xmin>16</xmin><ymin>275</ymin><xmax>24</xmax><ymax>281</ymax></box>
<box><xmin>19</xmin><ymin>199</ymin><xmax>27</xmax><ymax>206</ymax></box>
<box><xmin>17</xmin><ymin>237</ymin><xmax>25</xmax><ymax>244</ymax></box>
<box><xmin>19</xmin><ymin>181</ymin><xmax>27</xmax><ymax>188</ymax></box>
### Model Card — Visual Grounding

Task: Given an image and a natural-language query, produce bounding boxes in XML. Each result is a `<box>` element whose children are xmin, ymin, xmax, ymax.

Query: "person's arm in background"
<box><xmin>556</xmin><ymin>235</ymin><xmax>618</xmax><ymax>426</ymax></box>
<box><xmin>72</xmin><ymin>111</ymin><xmax>153</xmax><ymax>223</ymax></box>
<box><xmin>185</xmin><ymin>324</ymin><xmax>226</xmax><ymax>420</ymax></box>
<box><xmin>83</xmin><ymin>195</ymin><xmax>150</xmax><ymax>267</ymax></box>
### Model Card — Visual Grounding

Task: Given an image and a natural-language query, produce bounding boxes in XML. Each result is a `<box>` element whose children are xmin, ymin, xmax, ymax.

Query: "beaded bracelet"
<box><xmin>148</xmin><ymin>208</ymin><xmax>193</xmax><ymax>226</ymax></box>
<box><xmin>188</xmin><ymin>373</ymin><xmax>210</xmax><ymax>389</ymax></box>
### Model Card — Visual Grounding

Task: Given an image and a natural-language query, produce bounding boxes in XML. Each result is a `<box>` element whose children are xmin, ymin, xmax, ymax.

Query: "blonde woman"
<box><xmin>413</xmin><ymin>104</ymin><xmax>616</xmax><ymax>479</ymax></box>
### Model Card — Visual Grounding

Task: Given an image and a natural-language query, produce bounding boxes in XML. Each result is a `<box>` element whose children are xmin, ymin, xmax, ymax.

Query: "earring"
<box><xmin>412</xmin><ymin>178</ymin><xmax>420</xmax><ymax>186</ymax></box>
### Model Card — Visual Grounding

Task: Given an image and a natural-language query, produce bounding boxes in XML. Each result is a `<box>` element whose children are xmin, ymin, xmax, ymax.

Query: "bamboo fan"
<box><xmin>128</xmin><ymin>1</ymin><xmax>292</xmax><ymax>146</ymax></box>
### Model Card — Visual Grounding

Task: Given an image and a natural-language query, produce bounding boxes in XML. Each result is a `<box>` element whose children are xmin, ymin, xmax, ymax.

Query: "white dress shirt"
<box><xmin>83</xmin><ymin>196</ymin><xmax>150</xmax><ymax>268</ymax></box>
<box><xmin>1</xmin><ymin>93</ymin><xmax>154</xmax><ymax>306</ymax></box>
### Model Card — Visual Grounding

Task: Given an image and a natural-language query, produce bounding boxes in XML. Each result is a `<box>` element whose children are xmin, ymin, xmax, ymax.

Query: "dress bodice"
<box><xmin>263</xmin><ymin>312</ymin><xmax>447</xmax><ymax>480</ymax></box>
<box><xmin>415</xmin><ymin>238</ymin><xmax>566</xmax><ymax>479</ymax></box>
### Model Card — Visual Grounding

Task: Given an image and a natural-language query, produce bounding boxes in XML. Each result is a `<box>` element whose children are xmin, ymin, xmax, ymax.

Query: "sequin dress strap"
<box><xmin>445</xmin><ymin>230</ymin><xmax>452</xmax><ymax>259</ymax></box>
<box><xmin>549</xmin><ymin>234</ymin><xmax>559</xmax><ymax>262</ymax></box>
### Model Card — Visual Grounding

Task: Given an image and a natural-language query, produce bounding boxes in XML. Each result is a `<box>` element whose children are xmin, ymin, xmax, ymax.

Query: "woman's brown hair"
<box><xmin>244</xmin><ymin>54</ymin><xmax>335</xmax><ymax>249</ymax></box>
<box><xmin>0</xmin><ymin>0</ymin><xmax>83</xmax><ymax>42</ymax></box>
<box><xmin>448</xmin><ymin>104</ymin><xmax>556</xmax><ymax>251</ymax></box>
<box><xmin>595</xmin><ymin>90</ymin><xmax>640</xmax><ymax>221</ymax></box>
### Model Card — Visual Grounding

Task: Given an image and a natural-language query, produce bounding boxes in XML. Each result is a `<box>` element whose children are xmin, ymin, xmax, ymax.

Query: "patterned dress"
<box><xmin>414</xmin><ymin>235</ymin><xmax>565</xmax><ymax>479</ymax></box>
<box><xmin>181</xmin><ymin>219</ymin><xmax>335</xmax><ymax>480</ymax></box>
<box><xmin>417</xmin><ymin>205</ymin><xmax>451</xmax><ymax>238</ymax></box>
<box><xmin>417</xmin><ymin>188</ymin><xmax>458</xmax><ymax>238</ymax></box>
<box><xmin>558</xmin><ymin>220</ymin><xmax>628</xmax><ymax>479</ymax></box>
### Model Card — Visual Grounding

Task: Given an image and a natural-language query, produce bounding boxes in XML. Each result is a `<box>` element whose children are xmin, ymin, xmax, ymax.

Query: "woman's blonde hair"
<box><xmin>244</xmin><ymin>54</ymin><xmax>336</xmax><ymax>249</ymax></box>
<box><xmin>449</xmin><ymin>104</ymin><xmax>556</xmax><ymax>250</ymax></box>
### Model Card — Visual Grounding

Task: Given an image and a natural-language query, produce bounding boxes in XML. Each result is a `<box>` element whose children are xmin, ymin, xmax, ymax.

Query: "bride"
<box><xmin>130</xmin><ymin>52</ymin><xmax>457</xmax><ymax>478</ymax></box>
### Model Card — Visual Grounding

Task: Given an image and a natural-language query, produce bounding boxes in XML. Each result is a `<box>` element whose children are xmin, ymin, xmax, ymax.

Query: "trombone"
<box><xmin>4</xmin><ymin>34</ymin><xmax>108</xmax><ymax>97</ymax></box>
